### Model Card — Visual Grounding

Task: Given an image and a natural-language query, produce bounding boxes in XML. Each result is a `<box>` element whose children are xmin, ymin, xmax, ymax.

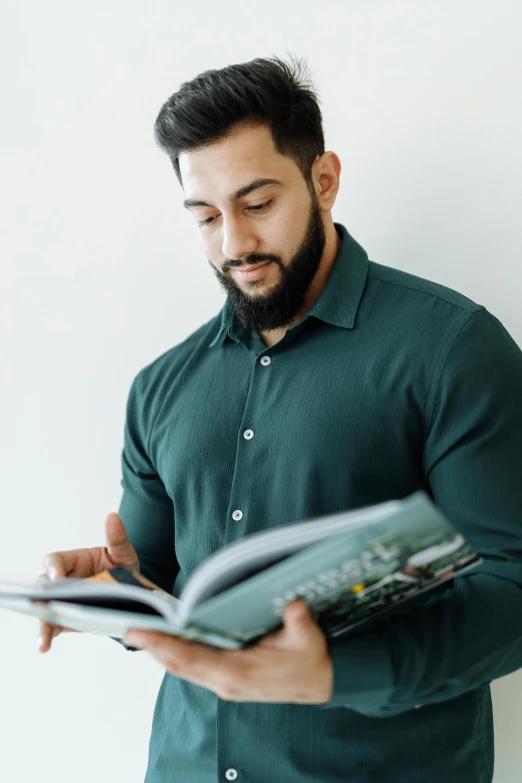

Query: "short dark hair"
<box><xmin>153</xmin><ymin>55</ymin><xmax>325</xmax><ymax>186</ymax></box>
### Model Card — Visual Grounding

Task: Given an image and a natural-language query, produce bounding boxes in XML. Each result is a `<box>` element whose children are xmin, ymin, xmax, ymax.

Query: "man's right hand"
<box><xmin>37</xmin><ymin>512</ymin><xmax>139</xmax><ymax>653</ymax></box>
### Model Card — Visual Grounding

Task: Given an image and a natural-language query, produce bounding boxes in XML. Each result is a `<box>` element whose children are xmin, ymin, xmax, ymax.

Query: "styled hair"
<box><xmin>153</xmin><ymin>55</ymin><xmax>325</xmax><ymax>185</ymax></box>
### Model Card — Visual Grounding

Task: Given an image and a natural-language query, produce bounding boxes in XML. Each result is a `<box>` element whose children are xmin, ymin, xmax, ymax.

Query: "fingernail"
<box><xmin>48</xmin><ymin>568</ymin><xmax>58</xmax><ymax>581</ymax></box>
<box><xmin>37</xmin><ymin>637</ymin><xmax>45</xmax><ymax>651</ymax></box>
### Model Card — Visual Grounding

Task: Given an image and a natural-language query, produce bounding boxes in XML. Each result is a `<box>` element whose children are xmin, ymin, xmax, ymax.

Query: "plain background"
<box><xmin>1</xmin><ymin>1</ymin><xmax>521</xmax><ymax>781</ymax></box>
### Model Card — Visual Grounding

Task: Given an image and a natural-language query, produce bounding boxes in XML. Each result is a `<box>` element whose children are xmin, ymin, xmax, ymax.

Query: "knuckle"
<box><xmin>217</xmin><ymin>682</ymin><xmax>240</xmax><ymax>700</ymax></box>
<box><xmin>215</xmin><ymin>682</ymin><xmax>235</xmax><ymax>700</ymax></box>
<box><xmin>215</xmin><ymin>670</ymin><xmax>245</xmax><ymax>700</ymax></box>
<box><xmin>166</xmin><ymin>661</ymin><xmax>181</xmax><ymax>676</ymax></box>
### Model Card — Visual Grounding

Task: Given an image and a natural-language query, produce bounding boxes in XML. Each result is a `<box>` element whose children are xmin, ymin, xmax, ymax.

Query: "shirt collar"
<box><xmin>208</xmin><ymin>223</ymin><xmax>369</xmax><ymax>349</ymax></box>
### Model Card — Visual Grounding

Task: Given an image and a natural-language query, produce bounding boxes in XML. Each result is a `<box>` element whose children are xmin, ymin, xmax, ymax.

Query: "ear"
<box><xmin>312</xmin><ymin>152</ymin><xmax>341</xmax><ymax>211</ymax></box>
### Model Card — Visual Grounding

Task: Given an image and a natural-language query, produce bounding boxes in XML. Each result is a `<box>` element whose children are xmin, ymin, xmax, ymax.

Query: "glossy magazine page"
<box><xmin>185</xmin><ymin>493</ymin><xmax>481</xmax><ymax>643</ymax></box>
<box><xmin>0</xmin><ymin>492</ymin><xmax>480</xmax><ymax>649</ymax></box>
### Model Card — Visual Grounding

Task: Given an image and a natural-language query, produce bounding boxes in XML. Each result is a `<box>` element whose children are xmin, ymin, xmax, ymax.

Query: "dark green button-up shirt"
<box><xmin>118</xmin><ymin>223</ymin><xmax>522</xmax><ymax>783</ymax></box>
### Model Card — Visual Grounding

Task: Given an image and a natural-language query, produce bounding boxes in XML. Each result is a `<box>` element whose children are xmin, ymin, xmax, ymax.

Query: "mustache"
<box><xmin>224</xmin><ymin>254</ymin><xmax>281</xmax><ymax>271</ymax></box>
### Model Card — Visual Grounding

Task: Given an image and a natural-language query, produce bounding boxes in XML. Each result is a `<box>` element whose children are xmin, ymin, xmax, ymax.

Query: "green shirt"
<box><xmin>118</xmin><ymin>223</ymin><xmax>522</xmax><ymax>783</ymax></box>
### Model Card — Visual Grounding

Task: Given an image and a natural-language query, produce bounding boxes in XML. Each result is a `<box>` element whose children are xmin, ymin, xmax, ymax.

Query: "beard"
<box><xmin>208</xmin><ymin>192</ymin><xmax>327</xmax><ymax>333</ymax></box>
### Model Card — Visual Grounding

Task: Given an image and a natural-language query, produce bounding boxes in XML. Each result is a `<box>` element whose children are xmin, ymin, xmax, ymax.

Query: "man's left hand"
<box><xmin>123</xmin><ymin>599</ymin><xmax>333</xmax><ymax>704</ymax></box>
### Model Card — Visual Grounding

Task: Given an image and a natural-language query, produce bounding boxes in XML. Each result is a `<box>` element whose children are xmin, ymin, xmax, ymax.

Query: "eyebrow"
<box><xmin>183</xmin><ymin>178</ymin><xmax>284</xmax><ymax>210</ymax></box>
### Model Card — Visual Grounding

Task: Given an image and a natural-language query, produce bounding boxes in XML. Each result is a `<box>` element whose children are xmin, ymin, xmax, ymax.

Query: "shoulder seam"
<box><xmin>426</xmin><ymin>308</ymin><xmax>486</xmax><ymax>432</ymax></box>
<box><xmin>367</xmin><ymin>266</ymin><xmax>481</xmax><ymax>312</ymax></box>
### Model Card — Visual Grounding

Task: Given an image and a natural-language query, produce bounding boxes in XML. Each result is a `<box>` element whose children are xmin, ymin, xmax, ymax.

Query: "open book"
<box><xmin>0</xmin><ymin>491</ymin><xmax>481</xmax><ymax>649</ymax></box>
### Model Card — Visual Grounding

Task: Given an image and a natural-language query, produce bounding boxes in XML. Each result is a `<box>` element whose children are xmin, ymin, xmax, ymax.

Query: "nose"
<box><xmin>221</xmin><ymin>215</ymin><xmax>258</xmax><ymax>262</ymax></box>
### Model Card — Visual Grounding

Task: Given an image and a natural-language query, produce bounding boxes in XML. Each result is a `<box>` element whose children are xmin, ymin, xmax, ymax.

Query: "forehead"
<box><xmin>179</xmin><ymin>122</ymin><xmax>300</xmax><ymax>200</ymax></box>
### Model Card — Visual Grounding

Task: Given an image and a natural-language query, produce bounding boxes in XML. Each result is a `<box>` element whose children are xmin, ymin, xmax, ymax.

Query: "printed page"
<box><xmin>177</xmin><ymin>495</ymin><xmax>406</xmax><ymax>618</ymax></box>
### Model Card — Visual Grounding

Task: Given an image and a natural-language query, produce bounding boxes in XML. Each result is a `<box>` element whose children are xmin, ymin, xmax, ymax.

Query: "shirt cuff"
<box><xmin>318</xmin><ymin>631</ymin><xmax>394</xmax><ymax>715</ymax></box>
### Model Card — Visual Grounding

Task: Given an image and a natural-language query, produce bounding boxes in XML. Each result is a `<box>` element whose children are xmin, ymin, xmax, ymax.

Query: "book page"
<box><xmin>177</xmin><ymin>497</ymin><xmax>404</xmax><ymax>619</ymax></box>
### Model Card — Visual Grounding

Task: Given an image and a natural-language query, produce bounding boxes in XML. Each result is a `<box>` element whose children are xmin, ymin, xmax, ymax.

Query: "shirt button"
<box><xmin>225</xmin><ymin>770</ymin><xmax>238</xmax><ymax>781</ymax></box>
<box><xmin>243</xmin><ymin>429</ymin><xmax>254</xmax><ymax>440</ymax></box>
<box><xmin>232</xmin><ymin>510</ymin><xmax>243</xmax><ymax>521</ymax></box>
<box><xmin>260</xmin><ymin>356</ymin><xmax>271</xmax><ymax>365</ymax></box>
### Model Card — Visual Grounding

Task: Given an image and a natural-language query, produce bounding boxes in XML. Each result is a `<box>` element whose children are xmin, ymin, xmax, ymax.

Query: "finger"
<box><xmin>36</xmin><ymin>621</ymin><xmax>62</xmax><ymax>653</ymax></box>
<box><xmin>36</xmin><ymin>621</ymin><xmax>79</xmax><ymax>653</ymax></box>
<box><xmin>123</xmin><ymin>631</ymin><xmax>225</xmax><ymax>677</ymax></box>
<box><xmin>104</xmin><ymin>513</ymin><xmax>139</xmax><ymax>570</ymax></box>
<box><xmin>42</xmin><ymin>549</ymin><xmax>93</xmax><ymax>580</ymax></box>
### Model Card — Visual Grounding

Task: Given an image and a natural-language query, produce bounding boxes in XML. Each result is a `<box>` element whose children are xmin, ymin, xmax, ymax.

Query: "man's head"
<box><xmin>154</xmin><ymin>56</ymin><xmax>340</xmax><ymax>332</ymax></box>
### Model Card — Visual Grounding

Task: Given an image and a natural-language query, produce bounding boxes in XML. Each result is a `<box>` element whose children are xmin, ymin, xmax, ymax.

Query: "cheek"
<box><xmin>200</xmin><ymin>234</ymin><xmax>221</xmax><ymax>266</ymax></box>
<box><xmin>206</xmin><ymin>257</ymin><xmax>222</xmax><ymax>275</ymax></box>
<box><xmin>263</xmin><ymin>208</ymin><xmax>302</xmax><ymax>252</ymax></box>
<box><xmin>206</xmin><ymin>252</ymin><xmax>228</xmax><ymax>278</ymax></box>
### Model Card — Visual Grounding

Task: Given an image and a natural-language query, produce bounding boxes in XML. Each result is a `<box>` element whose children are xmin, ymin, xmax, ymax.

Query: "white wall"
<box><xmin>1</xmin><ymin>1</ymin><xmax>521</xmax><ymax>780</ymax></box>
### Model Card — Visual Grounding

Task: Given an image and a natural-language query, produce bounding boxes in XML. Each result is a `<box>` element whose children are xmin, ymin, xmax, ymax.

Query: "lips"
<box><xmin>232</xmin><ymin>261</ymin><xmax>275</xmax><ymax>280</ymax></box>
<box><xmin>235</xmin><ymin>261</ymin><xmax>271</xmax><ymax>272</ymax></box>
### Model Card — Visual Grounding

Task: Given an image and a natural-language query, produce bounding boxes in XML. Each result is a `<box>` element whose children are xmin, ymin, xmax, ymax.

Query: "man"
<box><xmin>38</xmin><ymin>56</ymin><xmax>522</xmax><ymax>783</ymax></box>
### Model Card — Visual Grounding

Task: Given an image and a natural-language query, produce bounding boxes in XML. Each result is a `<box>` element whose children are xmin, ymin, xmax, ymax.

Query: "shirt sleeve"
<box><xmin>319</xmin><ymin>308</ymin><xmax>522</xmax><ymax>717</ymax></box>
<box><xmin>114</xmin><ymin>371</ymin><xmax>180</xmax><ymax>651</ymax></box>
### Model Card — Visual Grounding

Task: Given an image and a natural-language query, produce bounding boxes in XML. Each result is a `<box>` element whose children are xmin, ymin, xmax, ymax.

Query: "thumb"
<box><xmin>104</xmin><ymin>513</ymin><xmax>139</xmax><ymax>570</ymax></box>
<box><xmin>282</xmin><ymin>600</ymin><xmax>319</xmax><ymax>645</ymax></box>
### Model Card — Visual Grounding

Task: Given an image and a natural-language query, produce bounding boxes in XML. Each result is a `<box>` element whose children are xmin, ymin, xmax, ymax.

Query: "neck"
<box><xmin>259</xmin><ymin>219</ymin><xmax>341</xmax><ymax>347</ymax></box>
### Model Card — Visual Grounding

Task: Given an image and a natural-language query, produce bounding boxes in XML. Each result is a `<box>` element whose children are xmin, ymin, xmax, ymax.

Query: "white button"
<box><xmin>225</xmin><ymin>770</ymin><xmax>238</xmax><ymax>781</ymax></box>
<box><xmin>243</xmin><ymin>429</ymin><xmax>254</xmax><ymax>440</ymax></box>
<box><xmin>232</xmin><ymin>510</ymin><xmax>243</xmax><ymax>521</ymax></box>
<box><xmin>260</xmin><ymin>356</ymin><xmax>271</xmax><ymax>365</ymax></box>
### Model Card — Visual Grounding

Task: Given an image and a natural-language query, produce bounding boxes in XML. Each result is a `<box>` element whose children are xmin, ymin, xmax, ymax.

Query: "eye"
<box><xmin>197</xmin><ymin>199</ymin><xmax>274</xmax><ymax>228</ymax></box>
<box><xmin>197</xmin><ymin>215</ymin><xmax>217</xmax><ymax>227</ymax></box>
<box><xmin>247</xmin><ymin>199</ymin><xmax>274</xmax><ymax>215</ymax></box>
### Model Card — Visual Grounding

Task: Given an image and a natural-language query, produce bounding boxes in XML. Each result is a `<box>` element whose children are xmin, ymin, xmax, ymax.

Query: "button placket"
<box><xmin>227</xmin><ymin>352</ymin><xmax>270</xmax><ymax>534</ymax></box>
